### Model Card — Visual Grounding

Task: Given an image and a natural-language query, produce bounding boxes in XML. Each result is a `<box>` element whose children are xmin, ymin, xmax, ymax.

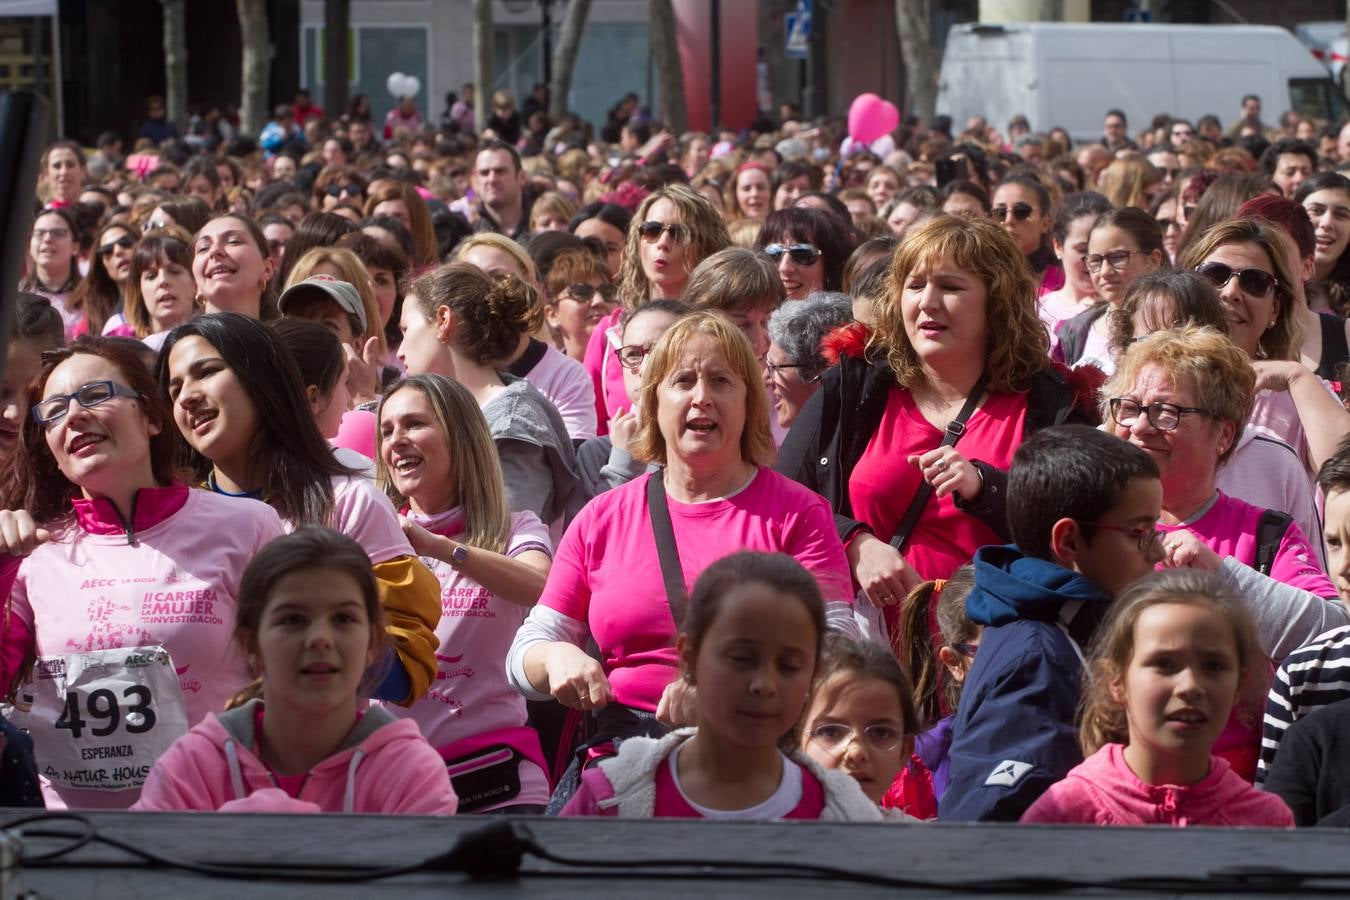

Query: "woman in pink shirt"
<box><xmin>0</xmin><ymin>337</ymin><xmax>286</xmax><ymax>809</ymax></box>
<box><xmin>508</xmin><ymin>312</ymin><xmax>856</xmax><ymax>811</ymax></box>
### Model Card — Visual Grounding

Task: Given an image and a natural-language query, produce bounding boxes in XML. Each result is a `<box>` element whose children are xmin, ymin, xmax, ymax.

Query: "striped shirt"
<box><xmin>1258</xmin><ymin>625</ymin><xmax>1350</xmax><ymax>785</ymax></box>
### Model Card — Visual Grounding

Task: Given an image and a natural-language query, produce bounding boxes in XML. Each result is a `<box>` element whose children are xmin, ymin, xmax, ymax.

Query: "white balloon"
<box><xmin>403</xmin><ymin>75</ymin><xmax>421</xmax><ymax>98</ymax></box>
<box><xmin>386</xmin><ymin>72</ymin><xmax>405</xmax><ymax>98</ymax></box>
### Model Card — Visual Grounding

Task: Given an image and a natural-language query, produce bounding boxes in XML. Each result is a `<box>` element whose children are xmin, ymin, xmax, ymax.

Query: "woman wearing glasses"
<box><xmin>989</xmin><ymin>174</ymin><xmax>1063</xmax><ymax>296</ymax></box>
<box><xmin>583</xmin><ymin>184</ymin><xmax>730</xmax><ymax>433</ymax></box>
<box><xmin>542</xmin><ymin>248</ymin><xmax>617</xmax><ymax>362</ymax></box>
<box><xmin>312</xmin><ymin>165</ymin><xmax>368</xmax><ymax>214</ymax></box>
<box><xmin>754</xmin><ymin>206</ymin><xmax>857</xmax><ymax>302</ymax></box>
<box><xmin>1102</xmin><ymin>325</ymin><xmax>1344</xmax><ymax>671</ymax></box>
<box><xmin>0</xmin><ymin>338</ymin><xmax>286</xmax><ymax>808</ymax></box>
<box><xmin>1058</xmin><ymin>209</ymin><xmax>1166</xmax><ymax>374</ymax></box>
<box><xmin>765</xmin><ymin>291</ymin><xmax>853</xmax><ymax>431</ymax></box>
<box><xmin>69</xmin><ymin>221</ymin><xmax>138</xmax><ymax>338</ymax></box>
<box><xmin>21</xmin><ymin>208</ymin><xmax>83</xmax><ymax>339</ymax></box>
<box><xmin>779</xmin><ymin>215</ymin><xmax>1098</xmax><ymax>637</ymax></box>
<box><xmin>1180</xmin><ymin>218</ymin><xmax>1350</xmax><ymax>477</ymax></box>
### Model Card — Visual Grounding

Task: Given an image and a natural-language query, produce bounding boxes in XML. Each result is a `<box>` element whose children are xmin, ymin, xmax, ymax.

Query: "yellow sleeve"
<box><xmin>370</xmin><ymin>554</ymin><xmax>441</xmax><ymax>706</ymax></box>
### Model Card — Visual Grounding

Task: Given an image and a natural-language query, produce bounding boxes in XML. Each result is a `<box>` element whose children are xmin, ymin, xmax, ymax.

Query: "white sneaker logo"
<box><xmin>985</xmin><ymin>759</ymin><xmax>1033</xmax><ymax>787</ymax></box>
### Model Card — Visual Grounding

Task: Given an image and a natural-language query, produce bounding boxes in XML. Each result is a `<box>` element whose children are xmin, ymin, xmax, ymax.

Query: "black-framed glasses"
<box><xmin>1075</xmin><ymin>519</ymin><xmax>1162</xmax><ymax>553</ymax></box>
<box><xmin>990</xmin><ymin>202</ymin><xmax>1034</xmax><ymax>222</ymax></box>
<box><xmin>98</xmin><ymin>234</ymin><xmax>135</xmax><ymax>257</ymax></box>
<box><xmin>615</xmin><ymin>343</ymin><xmax>656</xmax><ymax>371</ymax></box>
<box><xmin>325</xmin><ymin>182</ymin><xmax>362</xmax><ymax>198</ymax></box>
<box><xmin>1108</xmin><ymin>397</ymin><xmax>1210</xmax><ymax>432</ymax></box>
<box><xmin>33</xmin><ymin>381</ymin><xmax>141</xmax><ymax>426</ymax></box>
<box><xmin>562</xmin><ymin>282</ymin><xmax>617</xmax><ymax>304</ymax></box>
<box><xmin>808</xmin><ymin>723</ymin><xmax>904</xmax><ymax>753</ymax></box>
<box><xmin>32</xmin><ymin>226</ymin><xmax>69</xmax><ymax>242</ymax></box>
<box><xmin>1194</xmin><ymin>261</ymin><xmax>1278</xmax><ymax>298</ymax></box>
<box><xmin>1085</xmin><ymin>250</ymin><xmax>1144</xmax><ymax>274</ymax></box>
<box><xmin>763</xmin><ymin>243</ymin><xmax>821</xmax><ymax>266</ymax></box>
<box><xmin>637</xmin><ymin>221</ymin><xmax>690</xmax><ymax>244</ymax></box>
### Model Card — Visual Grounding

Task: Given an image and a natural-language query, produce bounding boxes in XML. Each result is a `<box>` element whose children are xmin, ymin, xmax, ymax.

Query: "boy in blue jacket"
<box><xmin>939</xmin><ymin>425</ymin><xmax>1164</xmax><ymax>822</ymax></box>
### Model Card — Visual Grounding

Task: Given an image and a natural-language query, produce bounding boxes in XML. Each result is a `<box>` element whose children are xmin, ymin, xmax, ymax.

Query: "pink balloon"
<box><xmin>848</xmin><ymin>93</ymin><xmax>899</xmax><ymax>145</ymax></box>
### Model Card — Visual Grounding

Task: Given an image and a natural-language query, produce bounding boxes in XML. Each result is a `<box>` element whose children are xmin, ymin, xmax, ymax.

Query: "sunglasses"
<box><xmin>562</xmin><ymin>282</ymin><xmax>617</xmax><ymax>304</ymax></box>
<box><xmin>1194</xmin><ymin>261</ymin><xmax>1278</xmax><ymax>297</ymax></box>
<box><xmin>98</xmin><ymin>234</ymin><xmax>135</xmax><ymax>257</ymax></box>
<box><xmin>33</xmin><ymin>380</ymin><xmax>141</xmax><ymax>426</ymax></box>
<box><xmin>325</xmin><ymin>183</ymin><xmax>362</xmax><ymax>198</ymax></box>
<box><xmin>637</xmin><ymin>221</ymin><xmax>691</xmax><ymax>244</ymax></box>
<box><xmin>990</xmin><ymin>202</ymin><xmax>1035</xmax><ymax>222</ymax></box>
<box><xmin>763</xmin><ymin>243</ymin><xmax>821</xmax><ymax>266</ymax></box>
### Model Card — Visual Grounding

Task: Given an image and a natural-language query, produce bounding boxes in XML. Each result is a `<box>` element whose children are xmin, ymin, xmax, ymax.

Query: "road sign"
<box><xmin>786</xmin><ymin>12</ymin><xmax>810</xmax><ymax>59</ymax></box>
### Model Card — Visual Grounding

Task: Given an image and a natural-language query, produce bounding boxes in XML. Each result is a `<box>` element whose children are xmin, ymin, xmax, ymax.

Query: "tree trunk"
<box><xmin>549</xmin><ymin>0</ymin><xmax>592</xmax><ymax>120</ymax></box>
<box><xmin>649</xmin><ymin>0</ymin><xmax>686</xmax><ymax>133</ymax></box>
<box><xmin>473</xmin><ymin>0</ymin><xmax>493</xmax><ymax>134</ymax></box>
<box><xmin>159</xmin><ymin>0</ymin><xmax>188</xmax><ymax>134</ymax></box>
<box><xmin>324</xmin><ymin>0</ymin><xmax>350</xmax><ymax>119</ymax></box>
<box><xmin>895</xmin><ymin>0</ymin><xmax>937</xmax><ymax>124</ymax></box>
<box><xmin>236</xmin><ymin>0</ymin><xmax>271</xmax><ymax>136</ymax></box>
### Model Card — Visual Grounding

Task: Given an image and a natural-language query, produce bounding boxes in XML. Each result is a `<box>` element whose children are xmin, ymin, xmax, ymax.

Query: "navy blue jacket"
<box><xmin>937</xmin><ymin>544</ymin><xmax>1112</xmax><ymax>823</ymax></box>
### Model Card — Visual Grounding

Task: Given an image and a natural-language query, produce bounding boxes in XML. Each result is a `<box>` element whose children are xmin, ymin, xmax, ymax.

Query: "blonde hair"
<box><xmin>377</xmin><ymin>375</ymin><xmax>511</xmax><ymax>554</ymax></box>
<box><xmin>1177</xmin><ymin>218</ymin><xmax>1302</xmax><ymax>362</ymax></box>
<box><xmin>284</xmin><ymin>246</ymin><xmax>387</xmax><ymax>359</ymax></box>
<box><xmin>871</xmin><ymin>214</ymin><xmax>1049</xmax><ymax>392</ymax></box>
<box><xmin>1102</xmin><ymin>324</ymin><xmax>1254</xmax><ymax>465</ymax></box>
<box><xmin>618</xmin><ymin>183</ymin><xmax>731</xmax><ymax>309</ymax></box>
<box><xmin>1098</xmin><ymin>157</ymin><xmax>1163</xmax><ymax>210</ymax></box>
<box><xmin>452</xmin><ymin>233</ymin><xmax>545</xmax><ymax>334</ymax></box>
<box><xmin>529</xmin><ymin>191</ymin><xmax>577</xmax><ymax>232</ymax></box>
<box><xmin>683</xmin><ymin>247</ymin><xmax>784</xmax><ymax>314</ymax></box>
<box><xmin>727</xmin><ymin>218</ymin><xmax>762</xmax><ymax>248</ymax></box>
<box><xmin>1078</xmin><ymin>569</ymin><xmax>1265</xmax><ymax>756</ymax></box>
<box><xmin>629</xmin><ymin>311</ymin><xmax>776</xmax><ymax>467</ymax></box>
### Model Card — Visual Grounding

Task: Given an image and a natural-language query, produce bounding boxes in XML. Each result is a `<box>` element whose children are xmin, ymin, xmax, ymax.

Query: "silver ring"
<box><xmin>933</xmin><ymin>458</ymin><xmax>948</xmax><ymax>472</ymax></box>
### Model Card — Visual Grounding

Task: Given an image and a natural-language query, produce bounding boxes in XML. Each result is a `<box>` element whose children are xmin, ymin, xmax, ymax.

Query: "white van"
<box><xmin>936</xmin><ymin>23</ymin><xmax>1345</xmax><ymax>142</ymax></box>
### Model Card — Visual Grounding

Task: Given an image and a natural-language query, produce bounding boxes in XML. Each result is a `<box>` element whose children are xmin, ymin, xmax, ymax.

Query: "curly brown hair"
<box><xmin>617</xmin><ymin>183</ymin><xmax>730</xmax><ymax>309</ymax></box>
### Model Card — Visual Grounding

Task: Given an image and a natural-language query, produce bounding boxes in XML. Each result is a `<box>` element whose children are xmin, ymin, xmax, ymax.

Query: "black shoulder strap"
<box><xmin>646</xmin><ymin>470</ymin><xmax>688</xmax><ymax>628</ymax></box>
<box><xmin>889</xmin><ymin>375</ymin><xmax>988</xmax><ymax>552</ymax></box>
<box><xmin>1254</xmin><ymin>508</ymin><xmax>1293</xmax><ymax>577</ymax></box>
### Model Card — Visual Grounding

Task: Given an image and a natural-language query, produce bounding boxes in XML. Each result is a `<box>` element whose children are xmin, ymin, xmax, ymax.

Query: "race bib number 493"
<box><xmin>12</xmin><ymin>646</ymin><xmax>190</xmax><ymax>793</ymax></box>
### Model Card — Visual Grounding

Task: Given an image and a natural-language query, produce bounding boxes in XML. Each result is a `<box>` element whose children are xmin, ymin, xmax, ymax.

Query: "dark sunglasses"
<box><xmin>763</xmin><ymin>243</ymin><xmax>821</xmax><ymax>266</ymax></box>
<box><xmin>98</xmin><ymin>234</ymin><xmax>135</xmax><ymax>257</ymax></box>
<box><xmin>990</xmin><ymin>202</ymin><xmax>1034</xmax><ymax>222</ymax></box>
<box><xmin>563</xmin><ymin>282</ymin><xmax>617</xmax><ymax>304</ymax></box>
<box><xmin>637</xmin><ymin>221</ymin><xmax>691</xmax><ymax>244</ymax></box>
<box><xmin>1195</xmin><ymin>261</ymin><xmax>1278</xmax><ymax>298</ymax></box>
<box><xmin>325</xmin><ymin>182</ymin><xmax>362</xmax><ymax>198</ymax></box>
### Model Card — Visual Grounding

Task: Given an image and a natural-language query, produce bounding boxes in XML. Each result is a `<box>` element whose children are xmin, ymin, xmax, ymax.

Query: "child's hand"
<box><xmin>0</xmin><ymin>510</ymin><xmax>49</xmax><ymax>557</ymax></box>
<box><xmin>656</xmin><ymin>677</ymin><xmax>698</xmax><ymax>727</ymax></box>
<box><xmin>847</xmin><ymin>532</ymin><xmax>924</xmax><ymax>607</ymax></box>
<box><xmin>1159</xmin><ymin>529</ymin><xmax>1222</xmax><ymax>572</ymax></box>
<box><xmin>609</xmin><ymin>406</ymin><xmax>639</xmax><ymax>453</ymax></box>
<box><xmin>544</xmin><ymin>643</ymin><xmax>614</xmax><ymax>711</ymax></box>
<box><xmin>908</xmin><ymin>448</ymin><xmax>982</xmax><ymax>502</ymax></box>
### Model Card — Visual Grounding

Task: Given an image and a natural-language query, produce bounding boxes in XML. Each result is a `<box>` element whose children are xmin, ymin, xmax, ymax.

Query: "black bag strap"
<box><xmin>1254</xmin><ymin>508</ymin><xmax>1293</xmax><ymax>577</ymax></box>
<box><xmin>888</xmin><ymin>374</ymin><xmax>988</xmax><ymax>552</ymax></box>
<box><xmin>646</xmin><ymin>470</ymin><xmax>688</xmax><ymax>628</ymax></box>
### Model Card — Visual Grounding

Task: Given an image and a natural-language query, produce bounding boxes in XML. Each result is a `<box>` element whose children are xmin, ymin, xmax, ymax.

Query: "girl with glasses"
<box><xmin>21</xmin><ymin>208</ymin><xmax>83</xmax><ymax>339</ymax></box>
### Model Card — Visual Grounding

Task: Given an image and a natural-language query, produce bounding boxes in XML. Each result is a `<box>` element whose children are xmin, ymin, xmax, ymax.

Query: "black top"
<box><xmin>1263</xmin><ymin>696</ymin><xmax>1350</xmax><ymax>826</ymax></box>
<box><xmin>1316</xmin><ymin>311</ymin><xmax>1350</xmax><ymax>382</ymax></box>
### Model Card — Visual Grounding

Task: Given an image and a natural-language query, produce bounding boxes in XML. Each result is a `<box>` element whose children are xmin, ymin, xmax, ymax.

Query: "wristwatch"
<box><xmin>449</xmin><ymin>542</ymin><xmax>469</xmax><ymax>568</ymax></box>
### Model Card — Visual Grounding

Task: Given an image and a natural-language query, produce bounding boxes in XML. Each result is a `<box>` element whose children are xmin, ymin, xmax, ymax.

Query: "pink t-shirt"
<box><xmin>849</xmin><ymin>387</ymin><xmax>1028</xmax><ymax>582</ymax></box>
<box><xmin>1159</xmin><ymin>491</ymin><xmax>1335</xmax><ymax>598</ymax></box>
<box><xmin>652</xmin><ymin>751</ymin><xmax>825</xmax><ymax>819</ymax></box>
<box><xmin>294</xmin><ymin>475</ymin><xmax>413</xmax><ymax>565</ymax></box>
<box><xmin>539</xmin><ymin>467</ymin><xmax>853</xmax><ymax>711</ymax></box>
<box><xmin>525</xmin><ymin>343</ymin><xmax>598</xmax><ymax>441</ymax></box>
<box><xmin>582</xmin><ymin>308</ymin><xmax>626</xmax><ymax>435</ymax></box>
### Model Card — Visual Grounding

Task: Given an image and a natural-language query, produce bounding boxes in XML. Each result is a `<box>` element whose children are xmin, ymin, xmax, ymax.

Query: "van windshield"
<box><xmin>1289</xmin><ymin>78</ymin><xmax>1349</xmax><ymax>123</ymax></box>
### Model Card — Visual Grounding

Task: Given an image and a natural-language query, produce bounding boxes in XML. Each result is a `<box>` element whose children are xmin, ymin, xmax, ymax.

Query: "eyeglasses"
<box><xmin>637</xmin><ymin>221</ymin><xmax>690</xmax><ymax>244</ymax></box>
<box><xmin>98</xmin><ymin>234</ymin><xmax>135</xmax><ymax>257</ymax></box>
<box><xmin>1085</xmin><ymin>250</ymin><xmax>1145</xmax><ymax>273</ymax></box>
<box><xmin>990</xmin><ymin>202</ymin><xmax>1034</xmax><ymax>222</ymax></box>
<box><xmin>808</xmin><ymin>723</ymin><xmax>905</xmax><ymax>753</ymax></box>
<box><xmin>615</xmin><ymin>343</ymin><xmax>657</xmax><ymax>371</ymax></box>
<box><xmin>1194</xmin><ymin>261</ymin><xmax>1278</xmax><ymax>298</ymax></box>
<box><xmin>1108</xmin><ymin>397</ymin><xmax>1210</xmax><ymax>432</ymax></box>
<box><xmin>325</xmin><ymin>183</ymin><xmax>362</xmax><ymax>198</ymax></box>
<box><xmin>1075</xmin><ymin>519</ymin><xmax>1162</xmax><ymax>553</ymax></box>
<box><xmin>33</xmin><ymin>226</ymin><xmax>69</xmax><ymax>241</ymax></box>
<box><xmin>561</xmin><ymin>283</ymin><xmax>617</xmax><ymax>304</ymax></box>
<box><xmin>765</xmin><ymin>360</ymin><xmax>822</xmax><ymax>383</ymax></box>
<box><xmin>763</xmin><ymin>243</ymin><xmax>822</xmax><ymax>266</ymax></box>
<box><xmin>32</xmin><ymin>380</ymin><xmax>141</xmax><ymax>426</ymax></box>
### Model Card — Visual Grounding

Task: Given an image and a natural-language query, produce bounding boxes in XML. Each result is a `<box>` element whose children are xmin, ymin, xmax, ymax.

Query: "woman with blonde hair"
<box><xmin>583</xmin><ymin>183</ymin><xmax>732</xmax><ymax>431</ymax></box>
<box><xmin>1097</xmin><ymin>157</ymin><xmax>1163</xmax><ymax>210</ymax></box>
<box><xmin>364</xmin><ymin>180</ymin><xmax>438</xmax><ymax>266</ymax></box>
<box><xmin>780</xmin><ymin>214</ymin><xmax>1100</xmax><ymax>638</ymax></box>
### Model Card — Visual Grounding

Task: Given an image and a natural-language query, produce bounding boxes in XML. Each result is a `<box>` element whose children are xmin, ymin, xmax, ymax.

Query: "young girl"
<box><xmin>125</xmin><ymin>227</ymin><xmax>198</xmax><ymax>351</ymax></box>
<box><xmin>560</xmin><ymin>552</ymin><xmax>883</xmax><ymax>821</ymax></box>
<box><xmin>378</xmin><ymin>374</ymin><xmax>554</xmax><ymax>812</ymax></box>
<box><xmin>133</xmin><ymin>528</ymin><xmax>458</xmax><ymax>814</ymax></box>
<box><xmin>1021</xmin><ymin>569</ymin><xmax>1292</xmax><ymax>827</ymax></box>
<box><xmin>799</xmin><ymin>635</ymin><xmax>920</xmax><ymax>817</ymax></box>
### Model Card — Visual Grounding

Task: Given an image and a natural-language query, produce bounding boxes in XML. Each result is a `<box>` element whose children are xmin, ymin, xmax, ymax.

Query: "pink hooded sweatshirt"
<box><xmin>1020</xmin><ymin>743</ymin><xmax>1292</xmax><ymax>827</ymax></box>
<box><xmin>133</xmin><ymin>699</ymin><xmax>457</xmax><ymax>814</ymax></box>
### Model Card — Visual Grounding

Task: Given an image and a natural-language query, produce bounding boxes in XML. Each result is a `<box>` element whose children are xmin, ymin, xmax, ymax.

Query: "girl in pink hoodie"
<box><xmin>1021</xmin><ymin>569</ymin><xmax>1291</xmax><ymax>827</ymax></box>
<box><xmin>134</xmin><ymin>528</ymin><xmax>457</xmax><ymax>814</ymax></box>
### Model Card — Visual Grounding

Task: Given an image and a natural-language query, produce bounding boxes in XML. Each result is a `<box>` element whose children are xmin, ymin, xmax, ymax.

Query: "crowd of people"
<box><xmin>5</xmin><ymin>83</ymin><xmax>1350</xmax><ymax>829</ymax></box>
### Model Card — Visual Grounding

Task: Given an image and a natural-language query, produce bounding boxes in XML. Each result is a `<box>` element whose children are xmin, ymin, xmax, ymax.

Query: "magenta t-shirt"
<box><xmin>1159</xmin><ymin>491</ymin><xmax>1336</xmax><ymax>598</ymax></box>
<box><xmin>849</xmin><ymin>386</ymin><xmax>1028</xmax><ymax>582</ymax></box>
<box><xmin>538</xmin><ymin>467</ymin><xmax>853</xmax><ymax>711</ymax></box>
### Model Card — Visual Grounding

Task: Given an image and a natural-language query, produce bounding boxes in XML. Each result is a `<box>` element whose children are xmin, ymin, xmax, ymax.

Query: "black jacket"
<box><xmin>776</xmin><ymin>334</ymin><xmax>1099</xmax><ymax>546</ymax></box>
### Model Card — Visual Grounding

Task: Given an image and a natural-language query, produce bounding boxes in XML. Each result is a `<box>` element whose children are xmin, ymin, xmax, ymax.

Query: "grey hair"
<box><xmin>766</xmin><ymin>292</ymin><xmax>854</xmax><ymax>381</ymax></box>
